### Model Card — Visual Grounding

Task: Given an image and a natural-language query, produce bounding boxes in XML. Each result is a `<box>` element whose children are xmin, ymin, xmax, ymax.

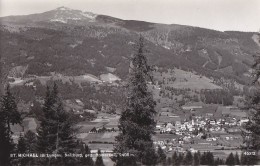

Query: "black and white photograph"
<box><xmin>0</xmin><ymin>0</ymin><xmax>260</xmax><ymax>165</ymax></box>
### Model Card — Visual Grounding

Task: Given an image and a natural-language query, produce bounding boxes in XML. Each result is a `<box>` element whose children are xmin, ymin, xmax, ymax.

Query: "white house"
<box><xmin>210</xmin><ymin>120</ymin><xmax>216</xmax><ymax>125</ymax></box>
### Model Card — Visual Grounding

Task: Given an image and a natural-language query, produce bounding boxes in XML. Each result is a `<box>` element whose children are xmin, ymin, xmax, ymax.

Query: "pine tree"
<box><xmin>172</xmin><ymin>151</ymin><xmax>178</xmax><ymax>166</ymax></box>
<box><xmin>183</xmin><ymin>151</ymin><xmax>193</xmax><ymax>165</ymax></box>
<box><xmin>36</xmin><ymin>83</ymin><xmax>78</xmax><ymax>165</ymax></box>
<box><xmin>141</xmin><ymin>147</ymin><xmax>158</xmax><ymax>165</ymax></box>
<box><xmin>113</xmin><ymin>36</ymin><xmax>157</xmax><ymax>165</ymax></box>
<box><xmin>240</xmin><ymin>152</ymin><xmax>246</xmax><ymax>165</ymax></box>
<box><xmin>200</xmin><ymin>152</ymin><xmax>214</xmax><ymax>165</ymax></box>
<box><xmin>240</xmin><ymin>152</ymin><xmax>257</xmax><ymax>165</ymax></box>
<box><xmin>193</xmin><ymin>152</ymin><xmax>200</xmax><ymax>166</ymax></box>
<box><xmin>17</xmin><ymin>134</ymin><xmax>27</xmax><ymax>153</ymax></box>
<box><xmin>54</xmin><ymin>102</ymin><xmax>78</xmax><ymax>154</ymax></box>
<box><xmin>157</xmin><ymin>146</ymin><xmax>166</xmax><ymax>164</ymax></box>
<box><xmin>0</xmin><ymin>85</ymin><xmax>21</xmax><ymax>165</ymax></box>
<box><xmin>81</xmin><ymin>144</ymin><xmax>94</xmax><ymax>166</ymax></box>
<box><xmin>36</xmin><ymin>86</ymin><xmax>54</xmax><ymax>153</ymax></box>
<box><xmin>225</xmin><ymin>153</ymin><xmax>235</xmax><ymax>166</ymax></box>
<box><xmin>206</xmin><ymin>152</ymin><xmax>214</xmax><ymax>165</ymax></box>
<box><xmin>166</xmin><ymin>157</ymin><xmax>172</xmax><ymax>165</ymax></box>
<box><xmin>200</xmin><ymin>152</ymin><xmax>207</xmax><ymax>165</ymax></box>
<box><xmin>243</xmin><ymin>55</ymin><xmax>260</xmax><ymax>155</ymax></box>
<box><xmin>17</xmin><ymin>134</ymin><xmax>30</xmax><ymax>166</ymax></box>
<box><xmin>23</xmin><ymin>131</ymin><xmax>37</xmax><ymax>166</ymax></box>
<box><xmin>95</xmin><ymin>149</ymin><xmax>105</xmax><ymax>166</ymax></box>
<box><xmin>176</xmin><ymin>153</ymin><xmax>184</xmax><ymax>166</ymax></box>
<box><xmin>234</xmin><ymin>152</ymin><xmax>240</xmax><ymax>165</ymax></box>
<box><xmin>24</xmin><ymin>130</ymin><xmax>37</xmax><ymax>152</ymax></box>
<box><xmin>220</xmin><ymin>158</ymin><xmax>225</xmax><ymax>165</ymax></box>
<box><xmin>114</xmin><ymin>155</ymin><xmax>137</xmax><ymax>166</ymax></box>
<box><xmin>214</xmin><ymin>157</ymin><xmax>220</xmax><ymax>166</ymax></box>
<box><xmin>215</xmin><ymin>157</ymin><xmax>225</xmax><ymax>165</ymax></box>
<box><xmin>1</xmin><ymin>84</ymin><xmax>22</xmax><ymax>133</ymax></box>
<box><xmin>244</xmin><ymin>88</ymin><xmax>260</xmax><ymax>153</ymax></box>
<box><xmin>0</xmin><ymin>111</ymin><xmax>13</xmax><ymax>165</ymax></box>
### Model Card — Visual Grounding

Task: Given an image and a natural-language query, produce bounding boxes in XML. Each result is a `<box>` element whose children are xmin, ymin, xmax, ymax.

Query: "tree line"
<box><xmin>155</xmin><ymin>150</ymin><xmax>257</xmax><ymax>166</ymax></box>
<box><xmin>0</xmin><ymin>84</ymin><xmax>105</xmax><ymax>166</ymax></box>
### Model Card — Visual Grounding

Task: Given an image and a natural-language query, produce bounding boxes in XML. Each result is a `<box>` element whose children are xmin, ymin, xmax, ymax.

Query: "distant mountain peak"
<box><xmin>55</xmin><ymin>6</ymin><xmax>72</xmax><ymax>11</ymax></box>
<box><xmin>49</xmin><ymin>7</ymin><xmax>97</xmax><ymax>23</ymax></box>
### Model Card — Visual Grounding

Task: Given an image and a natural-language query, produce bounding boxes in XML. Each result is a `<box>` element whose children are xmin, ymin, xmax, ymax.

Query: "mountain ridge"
<box><xmin>1</xmin><ymin>6</ymin><xmax>258</xmax><ymax>33</ymax></box>
<box><xmin>0</xmin><ymin>7</ymin><xmax>260</xmax><ymax>86</ymax></box>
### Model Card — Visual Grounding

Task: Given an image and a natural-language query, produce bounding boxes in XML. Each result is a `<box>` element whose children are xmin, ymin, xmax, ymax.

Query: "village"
<box><xmin>64</xmin><ymin>101</ymin><xmax>249</xmax><ymax>160</ymax></box>
<box><xmin>153</xmin><ymin>103</ymin><xmax>249</xmax><ymax>159</ymax></box>
<box><xmin>8</xmin><ymin>96</ymin><xmax>250</xmax><ymax>166</ymax></box>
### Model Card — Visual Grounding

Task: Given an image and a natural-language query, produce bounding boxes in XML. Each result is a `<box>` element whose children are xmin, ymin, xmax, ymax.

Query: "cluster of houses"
<box><xmin>153</xmin><ymin>103</ymin><xmax>249</xmax><ymax>152</ymax></box>
<box><xmin>87</xmin><ymin>114</ymin><xmax>119</xmax><ymax>133</ymax></box>
<box><xmin>89</xmin><ymin>126</ymin><xmax>117</xmax><ymax>133</ymax></box>
<box><xmin>157</xmin><ymin>116</ymin><xmax>248</xmax><ymax>135</ymax></box>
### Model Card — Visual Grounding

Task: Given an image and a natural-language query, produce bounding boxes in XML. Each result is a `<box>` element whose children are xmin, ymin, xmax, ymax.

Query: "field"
<box><xmin>77</xmin><ymin>114</ymin><xmax>120</xmax><ymax>143</ymax></box>
<box><xmin>77</xmin><ymin>121</ymin><xmax>106</xmax><ymax>133</ymax></box>
<box><xmin>153</xmin><ymin>134</ymin><xmax>182</xmax><ymax>142</ymax></box>
<box><xmin>11</xmin><ymin>117</ymin><xmax>37</xmax><ymax>133</ymax></box>
<box><xmin>9</xmin><ymin>73</ymin><xmax>105</xmax><ymax>87</ymax></box>
<box><xmin>154</xmin><ymin>69</ymin><xmax>222</xmax><ymax>90</ymax></box>
<box><xmin>80</xmin><ymin>132</ymin><xmax>118</xmax><ymax>143</ymax></box>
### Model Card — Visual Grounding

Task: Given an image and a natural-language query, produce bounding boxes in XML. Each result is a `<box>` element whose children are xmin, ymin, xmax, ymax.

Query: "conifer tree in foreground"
<box><xmin>240</xmin><ymin>152</ymin><xmax>256</xmax><ymax>165</ymax></box>
<box><xmin>113</xmin><ymin>36</ymin><xmax>157</xmax><ymax>165</ymax></box>
<box><xmin>0</xmin><ymin>110</ymin><xmax>13</xmax><ymax>166</ymax></box>
<box><xmin>17</xmin><ymin>134</ymin><xmax>27</xmax><ymax>154</ymax></box>
<box><xmin>0</xmin><ymin>85</ymin><xmax>21</xmax><ymax>166</ymax></box>
<box><xmin>24</xmin><ymin>130</ymin><xmax>37</xmax><ymax>153</ymax></box>
<box><xmin>1</xmin><ymin>85</ymin><xmax>22</xmax><ymax>133</ymax></box>
<box><xmin>234</xmin><ymin>152</ymin><xmax>240</xmax><ymax>165</ymax></box>
<box><xmin>225</xmin><ymin>152</ymin><xmax>235</xmax><ymax>166</ymax></box>
<box><xmin>17</xmin><ymin>134</ymin><xmax>29</xmax><ymax>166</ymax></box>
<box><xmin>95</xmin><ymin>149</ymin><xmax>105</xmax><ymax>166</ymax></box>
<box><xmin>243</xmin><ymin>55</ymin><xmax>260</xmax><ymax>164</ymax></box>
<box><xmin>183</xmin><ymin>151</ymin><xmax>193</xmax><ymax>165</ymax></box>
<box><xmin>166</xmin><ymin>156</ymin><xmax>172</xmax><ymax>165</ymax></box>
<box><xmin>200</xmin><ymin>151</ymin><xmax>214</xmax><ymax>165</ymax></box>
<box><xmin>193</xmin><ymin>152</ymin><xmax>200</xmax><ymax>166</ymax></box>
<box><xmin>157</xmin><ymin>146</ymin><xmax>166</xmax><ymax>164</ymax></box>
<box><xmin>176</xmin><ymin>153</ymin><xmax>184</xmax><ymax>165</ymax></box>
<box><xmin>36</xmin><ymin>86</ymin><xmax>55</xmax><ymax>154</ymax></box>
<box><xmin>81</xmin><ymin>144</ymin><xmax>94</xmax><ymax>166</ymax></box>
<box><xmin>36</xmin><ymin>83</ymin><xmax>78</xmax><ymax>165</ymax></box>
<box><xmin>22</xmin><ymin>130</ymin><xmax>37</xmax><ymax>165</ymax></box>
<box><xmin>171</xmin><ymin>151</ymin><xmax>178</xmax><ymax>166</ymax></box>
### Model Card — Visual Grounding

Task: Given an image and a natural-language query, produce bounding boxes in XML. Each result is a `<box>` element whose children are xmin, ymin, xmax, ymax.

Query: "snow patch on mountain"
<box><xmin>81</xmin><ymin>12</ymin><xmax>97</xmax><ymax>20</ymax></box>
<box><xmin>50</xmin><ymin>18</ymin><xmax>67</xmax><ymax>23</ymax></box>
<box><xmin>56</xmin><ymin>7</ymin><xmax>72</xmax><ymax>11</ymax></box>
<box><xmin>49</xmin><ymin>7</ymin><xmax>97</xmax><ymax>23</ymax></box>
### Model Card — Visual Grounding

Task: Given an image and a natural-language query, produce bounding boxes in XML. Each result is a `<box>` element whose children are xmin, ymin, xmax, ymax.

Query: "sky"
<box><xmin>0</xmin><ymin>0</ymin><xmax>260</xmax><ymax>32</ymax></box>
